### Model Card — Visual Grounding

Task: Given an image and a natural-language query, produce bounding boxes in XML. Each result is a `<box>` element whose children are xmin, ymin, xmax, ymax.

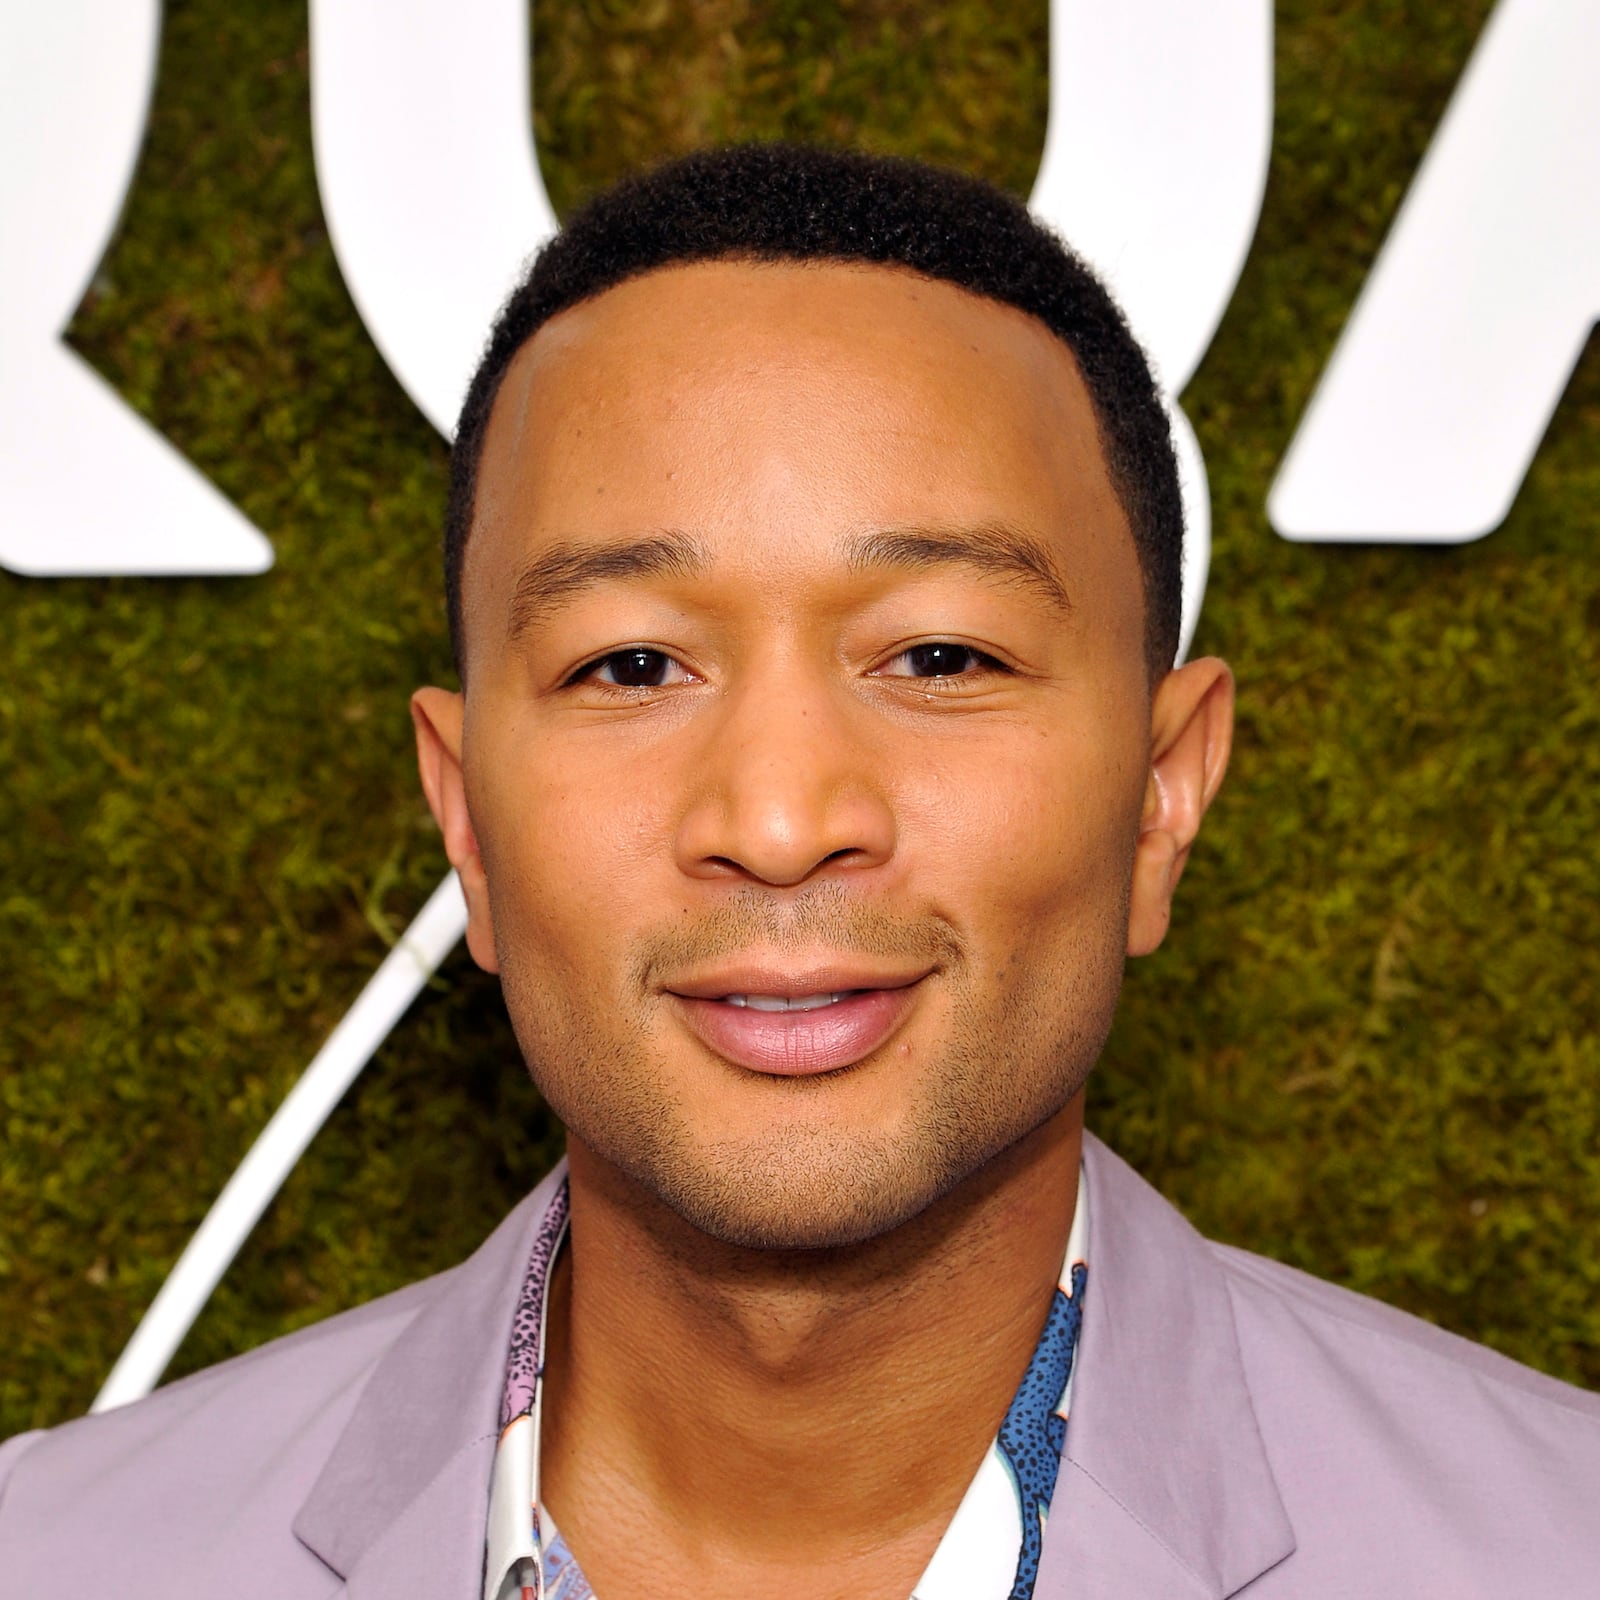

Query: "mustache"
<box><xmin>630</xmin><ymin>882</ymin><xmax>965</xmax><ymax>986</ymax></box>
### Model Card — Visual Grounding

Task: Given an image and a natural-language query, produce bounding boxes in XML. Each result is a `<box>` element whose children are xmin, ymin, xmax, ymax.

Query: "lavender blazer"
<box><xmin>4</xmin><ymin>1134</ymin><xmax>1598</xmax><ymax>1597</ymax></box>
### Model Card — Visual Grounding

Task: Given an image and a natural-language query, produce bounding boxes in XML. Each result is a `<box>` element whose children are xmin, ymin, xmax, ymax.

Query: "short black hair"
<box><xmin>445</xmin><ymin>142</ymin><xmax>1181</xmax><ymax>680</ymax></box>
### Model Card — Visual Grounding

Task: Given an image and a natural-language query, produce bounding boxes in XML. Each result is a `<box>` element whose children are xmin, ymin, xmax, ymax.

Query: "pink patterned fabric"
<box><xmin>499</xmin><ymin>1182</ymin><xmax>570</xmax><ymax>1430</ymax></box>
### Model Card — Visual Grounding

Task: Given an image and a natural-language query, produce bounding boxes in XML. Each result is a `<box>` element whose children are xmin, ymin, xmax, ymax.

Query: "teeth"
<box><xmin>723</xmin><ymin>992</ymin><xmax>853</xmax><ymax>1012</ymax></box>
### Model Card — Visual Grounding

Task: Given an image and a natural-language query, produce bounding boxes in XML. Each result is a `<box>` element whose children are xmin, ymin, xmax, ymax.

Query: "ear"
<box><xmin>411</xmin><ymin>686</ymin><xmax>500</xmax><ymax>974</ymax></box>
<box><xmin>1127</xmin><ymin>657</ymin><xmax>1235</xmax><ymax>958</ymax></box>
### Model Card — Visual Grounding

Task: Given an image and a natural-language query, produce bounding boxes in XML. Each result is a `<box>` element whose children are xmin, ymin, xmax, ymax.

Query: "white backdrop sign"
<box><xmin>0</xmin><ymin>0</ymin><xmax>271</xmax><ymax>576</ymax></box>
<box><xmin>1270</xmin><ymin>0</ymin><xmax>1600</xmax><ymax>542</ymax></box>
<box><xmin>6</xmin><ymin>0</ymin><xmax>1593</xmax><ymax>572</ymax></box>
<box><xmin>1030</xmin><ymin>0</ymin><xmax>1272</xmax><ymax>662</ymax></box>
<box><xmin>309</xmin><ymin>0</ymin><xmax>560</xmax><ymax>439</ymax></box>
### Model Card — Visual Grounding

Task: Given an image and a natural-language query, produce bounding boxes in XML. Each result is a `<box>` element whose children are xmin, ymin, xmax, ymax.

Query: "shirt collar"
<box><xmin>911</xmin><ymin>1169</ymin><xmax>1088</xmax><ymax>1600</ymax></box>
<box><xmin>484</xmin><ymin>1185</ymin><xmax>569</xmax><ymax>1599</ymax></box>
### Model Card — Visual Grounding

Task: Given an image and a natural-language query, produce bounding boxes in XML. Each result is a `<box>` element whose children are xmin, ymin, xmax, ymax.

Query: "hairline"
<box><xmin>452</xmin><ymin>251</ymin><xmax>1158</xmax><ymax>687</ymax></box>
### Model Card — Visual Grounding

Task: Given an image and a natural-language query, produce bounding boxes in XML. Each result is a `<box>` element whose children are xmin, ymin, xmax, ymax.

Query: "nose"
<box><xmin>674</xmin><ymin>667</ymin><xmax>897</xmax><ymax>888</ymax></box>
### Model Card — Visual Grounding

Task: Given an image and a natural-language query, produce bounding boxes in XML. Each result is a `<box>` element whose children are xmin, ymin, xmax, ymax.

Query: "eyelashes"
<box><xmin>564</xmin><ymin>640</ymin><xmax>1013</xmax><ymax>695</ymax></box>
<box><xmin>877</xmin><ymin>642</ymin><xmax>1004</xmax><ymax>680</ymax></box>
<box><xmin>566</xmin><ymin>647</ymin><xmax>694</xmax><ymax>689</ymax></box>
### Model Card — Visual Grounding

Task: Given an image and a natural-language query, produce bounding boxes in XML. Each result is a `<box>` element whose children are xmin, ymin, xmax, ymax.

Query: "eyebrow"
<box><xmin>503</xmin><ymin>520</ymin><xmax>1071</xmax><ymax>640</ymax></box>
<box><xmin>506</xmin><ymin>531</ymin><xmax>712</xmax><ymax>641</ymax></box>
<box><xmin>843</xmin><ymin>524</ymin><xmax>1073</xmax><ymax>615</ymax></box>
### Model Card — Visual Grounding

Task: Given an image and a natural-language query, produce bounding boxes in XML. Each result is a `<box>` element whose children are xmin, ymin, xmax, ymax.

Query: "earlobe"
<box><xmin>410</xmin><ymin>686</ymin><xmax>501</xmax><ymax>974</ymax></box>
<box><xmin>1126</xmin><ymin>658</ymin><xmax>1235</xmax><ymax>958</ymax></box>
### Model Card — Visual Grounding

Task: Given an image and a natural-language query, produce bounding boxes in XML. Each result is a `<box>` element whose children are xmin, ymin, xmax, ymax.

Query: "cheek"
<box><xmin>896</xmin><ymin>718</ymin><xmax>1144</xmax><ymax>932</ymax></box>
<box><xmin>470</xmin><ymin>730</ymin><xmax>672</xmax><ymax>975</ymax></box>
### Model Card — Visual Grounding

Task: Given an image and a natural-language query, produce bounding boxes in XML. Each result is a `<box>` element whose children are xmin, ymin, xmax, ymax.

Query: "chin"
<box><xmin>627</xmin><ymin>1121</ymin><xmax>1003</xmax><ymax>1253</ymax></box>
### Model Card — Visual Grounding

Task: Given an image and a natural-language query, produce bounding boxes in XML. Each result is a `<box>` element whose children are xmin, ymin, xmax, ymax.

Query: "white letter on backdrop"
<box><xmin>1270</xmin><ymin>0</ymin><xmax>1600</xmax><ymax>543</ymax></box>
<box><xmin>0</xmin><ymin>0</ymin><xmax>271</xmax><ymax>577</ymax></box>
<box><xmin>309</xmin><ymin>0</ymin><xmax>560</xmax><ymax>438</ymax></box>
<box><xmin>1031</xmin><ymin>0</ymin><xmax>1274</xmax><ymax>660</ymax></box>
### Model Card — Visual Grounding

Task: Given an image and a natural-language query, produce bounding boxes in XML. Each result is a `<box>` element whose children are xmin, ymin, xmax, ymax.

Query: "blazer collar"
<box><xmin>293</xmin><ymin>1161</ymin><xmax>569</xmax><ymax>1594</ymax></box>
<box><xmin>293</xmin><ymin>1138</ymin><xmax>1294</xmax><ymax>1598</ymax></box>
<box><xmin>1037</xmin><ymin>1134</ymin><xmax>1295</xmax><ymax>1598</ymax></box>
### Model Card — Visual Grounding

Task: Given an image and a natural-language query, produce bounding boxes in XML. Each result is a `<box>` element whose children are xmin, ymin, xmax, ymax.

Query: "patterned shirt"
<box><xmin>485</xmin><ymin>1173</ymin><xmax>1088</xmax><ymax>1600</ymax></box>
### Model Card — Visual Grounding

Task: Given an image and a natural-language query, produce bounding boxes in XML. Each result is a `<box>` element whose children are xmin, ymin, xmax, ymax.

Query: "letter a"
<box><xmin>1271</xmin><ymin>0</ymin><xmax>1600</xmax><ymax>542</ymax></box>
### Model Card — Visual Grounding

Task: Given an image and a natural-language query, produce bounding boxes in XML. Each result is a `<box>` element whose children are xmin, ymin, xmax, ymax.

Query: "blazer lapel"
<box><xmin>292</xmin><ymin>1162</ymin><xmax>570</xmax><ymax>1598</ymax></box>
<box><xmin>288</xmin><ymin>1138</ymin><xmax>1294</xmax><ymax>1598</ymax></box>
<box><xmin>1034</xmin><ymin>1136</ymin><xmax>1296</xmax><ymax>1599</ymax></box>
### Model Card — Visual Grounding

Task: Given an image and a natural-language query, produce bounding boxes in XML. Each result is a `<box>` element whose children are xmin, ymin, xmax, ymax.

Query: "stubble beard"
<box><xmin>498</xmin><ymin>884</ymin><xmax>1127</xmax><ymax>1253</ymax></box>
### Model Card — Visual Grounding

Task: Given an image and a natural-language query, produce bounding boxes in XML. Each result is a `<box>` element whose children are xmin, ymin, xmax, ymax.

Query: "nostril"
<box><xmin>692</xmin><ymin>844</ymin><xmax>874</xmax><ymax>886</ymax></box>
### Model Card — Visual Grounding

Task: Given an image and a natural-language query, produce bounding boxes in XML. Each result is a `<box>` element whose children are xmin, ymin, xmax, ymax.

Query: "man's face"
<box><xmin>418</xmin><ymin>261</ymin><xmax>1220</xmax><ymax>1250</ymax></box>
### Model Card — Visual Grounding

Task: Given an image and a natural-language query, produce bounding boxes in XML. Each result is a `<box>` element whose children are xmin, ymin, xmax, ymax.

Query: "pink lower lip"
<box><xmin>673</xmin><ymin>987</ymin><xmax>918</xmax><ymax>1076</ymax></box>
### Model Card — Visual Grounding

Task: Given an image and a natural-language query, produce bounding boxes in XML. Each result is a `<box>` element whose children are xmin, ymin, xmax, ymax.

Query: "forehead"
<box><xmin>461</xmin><ymin>260</ymin><xmax>1137</xmax><ymax>659</ymax></box>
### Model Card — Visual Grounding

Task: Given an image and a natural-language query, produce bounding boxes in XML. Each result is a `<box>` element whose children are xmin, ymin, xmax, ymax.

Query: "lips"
<box><xmin>667</xmin><ymin>968</ymin><xmax>926</xmax><ymax>1076</ymax></box>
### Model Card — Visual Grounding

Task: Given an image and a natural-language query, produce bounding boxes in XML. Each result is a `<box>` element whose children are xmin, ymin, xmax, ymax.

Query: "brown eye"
<box><xmin>875</xmin><ymin>641</ymin><xmax>1010</xmax><ymax>686</ymax></box>
<box><xmin>580</xmin><ymin>648</ymin><xmax>692</xmax><ymax>688</ymax></box>
<box><xmin>903</xmin><ymin>643</ymin><xmax>982</xmax><ymax>678</ymax></box>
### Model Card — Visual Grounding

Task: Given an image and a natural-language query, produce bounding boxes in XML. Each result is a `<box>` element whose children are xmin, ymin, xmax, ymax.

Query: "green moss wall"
<box><xmin>2</xmin><ymin>0</ymin><xmax>1595</xmax><ymax>1435</ymax></box>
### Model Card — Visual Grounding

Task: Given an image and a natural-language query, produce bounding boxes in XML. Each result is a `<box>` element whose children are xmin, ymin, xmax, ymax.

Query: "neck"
<box><xmin>538</xmin><ymin>1100</ymin><xmax>1083</xmax><ymax>1587</ymax></box>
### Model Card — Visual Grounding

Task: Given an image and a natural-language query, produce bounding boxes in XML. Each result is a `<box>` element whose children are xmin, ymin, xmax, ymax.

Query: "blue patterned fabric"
<box><xmin>538</xmin><ymin>1517</ymin><xmax>594</xmax><ymax>1600</ymax></box>
<box><xmin>995</xmin><ymin>1262</ymin><xmax>1087</xmax><ymax>1600</ymax></box>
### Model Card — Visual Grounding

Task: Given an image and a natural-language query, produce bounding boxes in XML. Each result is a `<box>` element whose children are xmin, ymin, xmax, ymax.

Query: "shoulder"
<box><xmin>1213</xmin><ymin>1237</ymin><xmax>1600</xmax><ymax>1425</ymax></box>
<box><xmin>1209</xmin><ymin>1238</ymin><xmax>1600</xmax><ymax>1587</ymax></box>
<box><xmin>0</xmin><ymin>1164</ymin><xmax>565</xmax><ymax>1600</ymax></box>
<box><xmin>1079</xmin><ymin>1136</ymin><xmax>1600</xmax><ymax>1592</ymax></box>
<box><xmin>0</xmin><ymin>1269</ymin><xmax>447</xmax><ymax>1599</ymax></box>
